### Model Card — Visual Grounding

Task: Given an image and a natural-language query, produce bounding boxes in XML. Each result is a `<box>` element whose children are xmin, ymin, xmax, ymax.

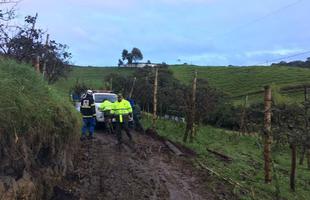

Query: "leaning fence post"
<box><xmin>264</xmin><ymin>85</ymin><xmax>272</xmax><ymax>183</ymax></box>
<box><xmin>129</xmin><ymin>77</ymin><xmax>136</xmax><ymax>98</ymax></box>
<box><xmin>240</xmin><ymin>95</ymin><xmax>248</xmax><ymax>135</ymax></box>
<box><xmin>306</xmin><ymin>149</ymin><xmax>310</xmax><ymax>169</ymax></box>
<box><xmin>35</xmin><ymin>55</ymin><xmax>40</xmax><ymax>73</ymax></box>
<box><xmin>300</xmin><ymin>86</ymin><xmax>309</xmax><ymax>165</ymax></box>
<box><xmin>152</xmin><ymin>68</ymin><xmax>158</xmax><ymax>129</ymax></box>
<box><xmin>110</xmin><ymin>77</ymin><xmax>113</xmax><ymax>91</ymax></box>
<box><xmin>42</xmin><ymin>34</ymin><xmax>49</xmax><ymax>80</ymax></box>
<box><xmin>290</xmin><ymin>144</ymin><xmax>297</xmax><ymax>191</ymax></box>
<box><xmin>190</xmin><ymin>70</ymin><xmax>197</xmax><ymax>142</ymax></box>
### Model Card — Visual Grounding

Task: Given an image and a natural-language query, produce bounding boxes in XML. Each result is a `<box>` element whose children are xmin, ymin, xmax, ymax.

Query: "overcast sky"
<box><xmin>13</xmin><ymin>0</ymin><xmax>310</xmax><ymax>66</ymax></box>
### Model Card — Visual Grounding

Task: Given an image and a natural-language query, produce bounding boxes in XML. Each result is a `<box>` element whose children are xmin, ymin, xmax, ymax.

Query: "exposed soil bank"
<box><xmin>0</xmin><ymin>59</ymin><xmax>81</xmax><ymax>199</ymax></box>
<box><xmin>0</xmin><ymin>134</ymin><xmax>77</xmax><ymax>199</ymax></box>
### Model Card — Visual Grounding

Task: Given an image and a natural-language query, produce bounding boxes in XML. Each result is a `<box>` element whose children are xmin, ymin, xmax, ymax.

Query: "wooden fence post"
<box><xmin>290</xmin><ymin>144</ymin><xmax>297</xmax><ymax>191</ymax></box>
<box><xmin>32</xmin><ymin>13</ymin><xmax>38</xmax><ymax>30</ymax></box>
<box><xmin>129</xmin><ymin>77</ymin><xmax>136</xmax><ymax>98</ymax></box>
<box><xmin>264</xmin><ymin>85</ymin><xmax>272</xmax><ymax>183</ymax></box>
<box><xmin>240</xmin><ymin>95</ymin><xmax>248</xmax><ymax>135</ymax></box>
<box><xmin>307</xmin><ymin>149</ymin><xmax>310</xmax><ymax>170</ymax></box>
<box><xmin>190</xmin><ymin>70</ymin><xmax>197</xmax><ymax>142</ymax></box>
<box><xmin>300</xmin><ymin>147</ymin><xmax>306</xmax><ymax>165</ymax></box>
<box><xmin>147</xmin><ymin>103</ymin><xmax>150</xmax><ymax>119</ymax></box>
<box><xmin>183</xmin><ymin>70</ymin><xmax>197</xmax><ymax>143</ymax></box>
<box><xmin>300</xmin><ymin>86</ymin><xmax>309</xmax><ymax>165</ymax></box>
<box><xmin>35</xmin><ymin>55</ymin><xmax>40</xmax><ymax>73</ymax></box>
<box><xmin>110</xmin><ymin>77</ymin><xmax>113</xmax><ymax>91</ymax></box>
<box><xmin>152</xmin><ymin>68</ymin><xmax>158</xmax><ymax>129</ymax></box>
<box><xmin>42</xmin><ymin>34</ymin><xmax>49</xmax><ymax>80</ymax></box>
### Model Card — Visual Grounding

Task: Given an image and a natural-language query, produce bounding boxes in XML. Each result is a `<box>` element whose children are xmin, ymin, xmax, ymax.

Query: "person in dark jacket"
<box><xmin>126</xmin><ymin>97</ymin><xmax>135</xmax><ymax>129</ymax></box>
<box><xmin>132</xmin><ymin>103</ymin><xmax>144</xmax><ymax>133</ymax></box>
<box><xmin>80</xmin><ymin>90</ymin><xmax>96</xmax><ymax>140</ymax></box>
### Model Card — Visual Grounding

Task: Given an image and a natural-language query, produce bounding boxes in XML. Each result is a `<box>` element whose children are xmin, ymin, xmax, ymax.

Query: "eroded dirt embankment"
<box><xmin>0</xmin><ymin>59</ymin><xmax>81</xmax><ymax>199</ymax></box>
<box><xmin>54</xmin><ymin>131</ymin><xmax>237</xmax><ymax>200</ymax></box>
<box><xmin>0</xmin><ymin>133</ymin><xmax>77</xmax><ymax>200</ymax></box>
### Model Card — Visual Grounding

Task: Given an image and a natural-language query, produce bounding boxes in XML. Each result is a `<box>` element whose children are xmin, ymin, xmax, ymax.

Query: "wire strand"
<box><xmin>218</xmin><ymin>0</ymin><xmax>303</xmax><ymax>38</ymax></box>
<box><xmin>255</xmin><ymin>50</ymin><xmax>310</xmax><ymax>65</ymax></box>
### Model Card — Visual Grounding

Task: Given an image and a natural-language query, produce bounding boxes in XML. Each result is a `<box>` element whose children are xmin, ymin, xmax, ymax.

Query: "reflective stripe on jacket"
<box><xmin>80</xmin><ymin>94</ymin><xmax>96</xmax><ymax>118</ymax></box>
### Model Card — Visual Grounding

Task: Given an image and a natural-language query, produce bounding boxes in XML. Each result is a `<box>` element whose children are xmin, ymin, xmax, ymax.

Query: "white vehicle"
<box><xmin>76</xmin><ymin>91</ymin><xmax>133</xmax><ymax>124</ymax></box>
<box><xmin>92</xmin><ymin>92</ymin><xmax>117</xmax><ymax>123</ymax></box>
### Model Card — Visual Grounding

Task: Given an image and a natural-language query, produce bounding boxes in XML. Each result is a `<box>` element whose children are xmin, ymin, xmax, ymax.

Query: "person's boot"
<box><xmin>88</xmin><ymin>134</ymin><xmax>95</xmax><ymax>140</ymax></box>
<box><xmin>80</xmin><ymin>135</ymin><xmax>86</xmax><ymax>141</ymax></box>
<box><xmin>127</xmin><ymin>133</ymin><xmax>135</xmax><ymax>145</ymax></box>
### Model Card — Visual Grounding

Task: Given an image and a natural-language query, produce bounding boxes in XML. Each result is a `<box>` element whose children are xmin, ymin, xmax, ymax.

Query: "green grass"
<box><xmin>142</xmin><ymin>117</ymin><xmax>310</xmax><ymax>200</ymax></box>
<box><xmin>56</xmin><ymin>65</ymin><xmax>310</xmax><ymax>105</ymax></box>
<box><xmin>0</xmin><ymin>58</ymin><xmax>81</xmax><ymax>141</ymax></box>
<box><xmin>55</xmin><ymin>66</ymin><xmax>134</xmax><ymax>94</ymax></box>
<box><xmin>54</xmin><ymin>64</ymin><xmax>310</xmax><ymax>199</ymax></box>
<box><xmin>170</xmin><ymin>65</ymin><xmax>310</xmax><ymax>104</ymax></box>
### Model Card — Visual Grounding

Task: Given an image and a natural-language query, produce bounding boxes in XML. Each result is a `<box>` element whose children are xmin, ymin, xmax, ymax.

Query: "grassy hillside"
<box><xmin>142</xmin><ymin>117</ymin><xmax>310</xmax><ymax>200</ymax></box>
<box><xmin>55</xmin><ymin>65</ymin><xmax>310</xmax><ymax>105</ymax></box>
<box><xmin>55</xmin><ymin>66</ymin><xmax>134</xmax><ymax>94</ymax></box>
<box><xmin>0</xmin><ymin>59</ymin><xmax>81</xmax><ymax>137</ymax></box>
<box><xmin>171</xmin><ymin>65</ymin><xmax>310</xmax><ymax>95</ymax></box>
<box><xmin>0</xmin><ymin>59</ymin><xmax>81</xmax><ymax>198</ymax></box>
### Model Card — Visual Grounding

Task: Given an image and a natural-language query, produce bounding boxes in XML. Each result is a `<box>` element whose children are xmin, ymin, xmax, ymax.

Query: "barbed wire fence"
<box><xmin>102</xmin><ymin>66</ymin><xmax>310</xmax><ymax>194</ymax></box>
<box><xmin>233</xmin><ymin>84</ymin><xmax>310</xmax><ymax>192</ymax></box>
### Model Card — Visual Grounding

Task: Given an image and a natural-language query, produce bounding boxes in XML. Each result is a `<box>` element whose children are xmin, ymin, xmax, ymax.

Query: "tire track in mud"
<box><xmin>55</xmin><ymin>131</ymin><xmax>236</xmax><ymax>200</ymax></box>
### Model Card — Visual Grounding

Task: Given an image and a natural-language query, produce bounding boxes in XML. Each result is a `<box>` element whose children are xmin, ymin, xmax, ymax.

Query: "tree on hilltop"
<box><xmin>118</xmin><ymin>59</ymin><xmax>124</xmax><ymax>67</ymax></box>
<box><xmin>131</xmin><ymin>47</ymin><xmax>143</xmax><ymax>62</ymax></box>
<box><xmin>121</xmin><ymin>47</ymin><xmax>143</xmax><ymax>64</ymax></box>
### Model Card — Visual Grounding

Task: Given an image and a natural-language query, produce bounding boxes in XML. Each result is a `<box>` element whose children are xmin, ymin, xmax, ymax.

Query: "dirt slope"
<box><xmin>53</xmin><ymin>131</ymin><xmax>237</xmax><ymax>200</ymax></box>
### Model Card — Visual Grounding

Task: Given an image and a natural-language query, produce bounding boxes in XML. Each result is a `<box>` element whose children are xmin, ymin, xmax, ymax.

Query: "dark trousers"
<box><xmin>82</xmin><ymin>117</ymin><xmax>96</xmax><ymax>136</ymax></box>
<box><xmin>103</xmin><ymin>113</ymin><xmax>113</xmax><ymax>134</ymax></box>
<box><xmin>134</xmin><ymin>117</ymin><xmax>144</xmax><ymax>132</ymax></box>
<box><xmin>115</xmin><ymin>121</ymin><xmax>132</xmax><ymax>143</ymax></box>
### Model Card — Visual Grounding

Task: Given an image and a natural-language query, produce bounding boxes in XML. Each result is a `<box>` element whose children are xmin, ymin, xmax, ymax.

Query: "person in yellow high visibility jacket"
<box><xmin>111</xmin><ymin>93</ymin><xmax>133</xmax><ymax>144</ymax></box>
<box><xmin>99</xmin><ymin>99</ymin><xmax>114</xmax><ymax>134</ymax></box>
<box><xmin>99</xmin><ymin>99</ymin><xmax>113</xmax><ymax>115</ymax></box>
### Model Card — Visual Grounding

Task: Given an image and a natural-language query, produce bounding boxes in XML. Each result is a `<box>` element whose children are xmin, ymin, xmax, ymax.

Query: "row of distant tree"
<box><xmin>271</xmin><ymin>57</ymin><xmax>310</xmax><ymax>68</ymax></box>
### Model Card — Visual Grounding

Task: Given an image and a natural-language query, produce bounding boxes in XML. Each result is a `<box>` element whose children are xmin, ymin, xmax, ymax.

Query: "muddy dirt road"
<box><xmin>54</xmin><ymin>130</ymin><xmax>236</xmax><ymax>200</ymax></box>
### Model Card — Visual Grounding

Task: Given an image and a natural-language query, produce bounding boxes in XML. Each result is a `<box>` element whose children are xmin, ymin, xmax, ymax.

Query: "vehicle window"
<box><xmin>94</xmin><ymin>94</ymin><xmax>117</xmax><ymax>103</ymax></box>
